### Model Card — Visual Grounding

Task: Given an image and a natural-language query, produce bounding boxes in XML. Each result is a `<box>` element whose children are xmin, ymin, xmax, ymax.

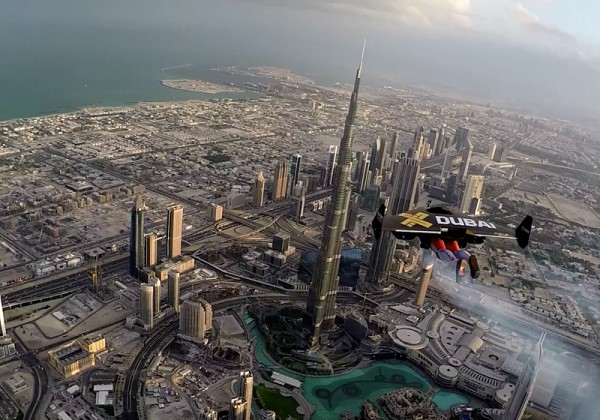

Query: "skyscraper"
<box><xmin>441</xmin><ymin>151</ymin><xmax>454</xmax><ymax>178</ymax></box>
<box><xmin>139</xmin><ymin>283</ymin><xmax>154</xmax><ymax>328</ymax></box>
<box><xmin>290</xmin><ymin>153</ymin><xmax>302</xmax><ymax>188</ymax></box>
<box><xmin>488</xmin><ymin>143</ymin><xmax>497</xmax><ymax>159</ymax></box>
<box><xmin>0</xmin><ymin>294</ymin><xmax>6</xmax><ymax>337</ymax></box>
<box><xmin>460</xmin><ymin>175</ymin><xmax>485</xmax><ymax>214</ymax></box>
<box><xmin>435</xmin><ymin>124</ymin><xmax>447</xmax><ymax>156</ymax></box>
<box><xmin>145</xmin><ymin>233</ymin><xmax>158</xmax><ymax>267</ymax></box>
<box><xmin>458</xmin><ymin>140</ymin><xmax>473</xmax><ymax>181</ymax></box>
<box><xmin>323</xmin><ymin>145</ymin><xmax>338</xmax><ymax>187</ymax></box>
<box><xmin>229</xmin><ymin>397</ymin><xmax>248</xmax><ymax>420</ymax></box>
<box><xmin>366</xmin><ymin>157</ymin><xmax>420</xmax><ymax>285</ymax></box>
<box><xmin>411</xmin><ymin>126</ymin><xmax>426</xmax><ymax>160</ymax></box>
<box><xmin>370</xmin><ymin>138</ymin><xmax>382</xmax><ymax>174</ymax></box>
<box><xmin>179</xmin><ymin>298</ymin><xmax>212</xmax><ymax>343</ymax></box>
<box><xmin>428</xmin><ymin>129</ymin><xmax>439</xmax><ymax>156</ymax></box>
<box><xmin>304</xmin><ymin>43</ymin><xmax>364</xmax><ymax>348</ymax></box>
<box><xmin>168</xmin><ymin>271</ymin><xmax>180</xmax><ymax>313</ymax></box>
<box><xmin>415</xmin><ymin>263</ymin><xmax>433</xmax><ymax>306</ymax></box>
<box><xmin>130</xmin><ymin>196</ymin><xmax>146</xmax><ymax>278</ymax></box>
<box><xmin>272</xmin><ymin>158</ymin><xmax>289</xmax><ymax>201</ymax></box>
<box><xmin>149</xmin><ymin>277</ymin><xmax>161</xmax><ymax>314</ymax></box>
<box><xmin>166</xmin><ymin>205</ymin><xmax>183</xmax><ymax>260</ymax></box>
<box><xmin>239</xmin><ymin>371</ymin><xmax>253</xmax><ymax>420</ymax></box>
<box><xmin>389</xmin><ymin>132</ymin><xmax>399</xmax><ymax>162</ymax></box>
<box><xmin>356</xmin><ymin>152</ymin><xmax>370</xmax><ymax>193</ymax></box>
<box><xmin>289</xmin><ymin>183</ymin><xmax>306</xmax><ymax>220</ymax></box>
<box><xmin>454</xmin><ymin>127</ymin><xmax>469</xmax><ymax>151</ymax></box>
<box><xmin>253</xmin><ymin>172</ymin><xmax>265</xmax><ymax>207</ymax></box>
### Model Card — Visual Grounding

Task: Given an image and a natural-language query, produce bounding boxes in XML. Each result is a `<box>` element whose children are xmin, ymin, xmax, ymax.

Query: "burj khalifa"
<box><xmin>304</xmin><ymin>43</ymin><xmax>365</xmax><ymax>349</ymax></box>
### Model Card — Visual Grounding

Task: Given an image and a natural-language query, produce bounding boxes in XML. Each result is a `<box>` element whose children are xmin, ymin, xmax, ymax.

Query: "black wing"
<box><xmin>373</xmin><ymin>206</ymin><xmax>442</xmax><ymax>241</ymax></box>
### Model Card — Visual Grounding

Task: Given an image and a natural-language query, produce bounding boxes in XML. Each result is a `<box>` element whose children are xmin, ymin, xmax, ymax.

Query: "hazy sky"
<box><xmin>246</xmin><ymin>0</ymin><xmax>600</xmax><ymax>121</ymax></box>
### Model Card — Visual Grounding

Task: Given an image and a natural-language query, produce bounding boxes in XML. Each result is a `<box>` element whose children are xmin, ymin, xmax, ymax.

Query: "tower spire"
<box><xmin>304</xmin><ymin>44</ymin><xmax>365</xmax><ymax>349</ymax></box>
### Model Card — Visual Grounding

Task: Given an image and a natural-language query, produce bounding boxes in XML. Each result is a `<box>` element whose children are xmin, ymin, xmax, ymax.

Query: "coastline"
<box><xmin>161</xmin><ymin>79</ymin><xmax>245</xmax><ymax>95</ymax></box>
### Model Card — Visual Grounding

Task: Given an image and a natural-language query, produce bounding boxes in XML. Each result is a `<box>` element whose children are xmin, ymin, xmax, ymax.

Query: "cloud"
<box><xmin>510</xmin><ymin>2</ymin><xmax>576</xmax><ymax>45</ymax></box>
<box><xmin>255</xmin><ymin>0</ymin><xmax>473</xmax><ymax>29</ymax></box>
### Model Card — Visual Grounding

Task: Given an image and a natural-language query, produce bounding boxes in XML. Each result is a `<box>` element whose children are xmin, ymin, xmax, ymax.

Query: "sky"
<box><xmin>246</xmin><ymin>0</ymin><xmax>600</xmax><ymax>122</ymax></box>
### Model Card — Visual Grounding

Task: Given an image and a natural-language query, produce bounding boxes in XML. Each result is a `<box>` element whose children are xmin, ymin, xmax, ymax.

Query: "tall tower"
<box><xmin>428</xmin><ymin>129</ymin><xmax>439</xmax><ymax>156</ymax></box>
<box><xmin>324</xmin><ymin>145</ymin><xmax>338</xmax><ymax>187</ymax></box>
<box><xmin>366</xmin><ymin>157</ymin><xmax>420</xmax><ymax>285</ymax></box>
<box><xmin>414</xmin><ymin>263</ymin><xmax>433</xmax><ymax>306</ymax></box>
<box><xmin>441</xmin><ymin>151</ymin><xmax>454</xmax><ymax>178</ymax></box>
<box><xmin>488</xmin><ymin>143</ymin><xmax>497</xmax><ymax>159</ymax></box>
<box><xmin>229</xmin><ymin>397</ymin><xmax>247</xmax><ymax>420</ymax></box>
<box><xmin>389</xmin><ymin>132</ymin><xmax>399</xmax><ymax>162</ymax></box>
<box><xmin>179</xmin><ymin>298</ymin><xmax>212</xmax><ymax>343</ymax></box>
<box><xmin>168</xmin><ymin>271</ymin><xmax>180</xmax><ymax>313</ymax></box>
<box><xmin>253</xmin><ymin>172</ymin><xmax>265</xmax><ymax>208</ymax></box>
<box><xmin>304</xmin><ymin>42</ymin><xmax>365</xmax><ymax>349</ymax></box>
<box><xmin>149</xmin><ymin>277</ymin><xmax>161</xmax><ymax>314</ymax></box>
<box><xmin>145</xmin><ymin>233</ymin><xmax>158</xmax><ymax>267</ymax></box>
<box><xmin>460</xmin><ymin>175</ymin><xmax>485</xmax><ymax>214</ymax></box>
<box><xmin>356</xmin><ymin>152</ymin><xmax>370</xmax><ymax>193</ymax></box>
<box><xmin>130</xmin><ymin>196</ymin><xmax>146</xmax><ymax>278</ymax></box>
<box><xmin>272</xmin><ymin>158</ymin><xmax>289</xmax><ymax>201</ymax></box>
<box><xmin>370</xmin><ymin>138</ymin><xmax>381</xmax><ymax>174</ymax></box>
<box><xmin>166</xmin><ymin>205</ymin><xmax>183</xmax><ymax>260</ymax></box>
<box><xmin>290</xmin><ymin>183</ymin><xmax>306</xmax><ymax>220</ymax></box>
<box><xmin>0</xmin><ymin>294</ymin><xmax>6</xmax><ymax>337</ymax></box>
<box><xmin>458</xmin><ymin>140</ymin><xmax>473</xmax><ymax>181</ymax></box>
<box><xmin>436</xmin><ymin>124</ymin><xmax>447</xmax><ymax>156</ymax></box>
<box><xmin>239</xmin><ymin>371</ymin><xmax>253</xmax><ymax>420</ymax></box>
<box><xmin>454</xmin><ymin>127</ymin><xmax>469</xmax><ymax>151</ymax></box>
<box><xmin>290</xmin><ymin>153</ymin><xmax>302</xmax><ymax>188</ymax></box>
<box><xmin>139</xmin><ymin>283</ymin><xmax>154</xmax><ymax>328</ymax></box>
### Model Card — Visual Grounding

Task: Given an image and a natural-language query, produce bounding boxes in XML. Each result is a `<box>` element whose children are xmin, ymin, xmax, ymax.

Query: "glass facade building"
<box><xmin>299</xmin><ymin>248</ymin><xmax>364</xmax><ymax>288</ymax></box>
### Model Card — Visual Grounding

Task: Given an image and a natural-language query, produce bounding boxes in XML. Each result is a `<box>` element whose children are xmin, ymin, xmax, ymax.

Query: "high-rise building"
<box><xmin>130</xmin><ymin>196</ymin><xmax>146</xmax><ymax>278</ymax></box>
<box><xmin>503</xmin><ymin>333</ymin><xmax>546</xmax><ymax>420</ymax></box>
<box><xmin>210</xmin><ymin>203</ymin><xmax>223</xmax><ymax>222</ymax></box>
<box><xmin>435</xmin><ymin>124</ymin><xmax>447</xmax><ymax>156</ymax></box>
<box><xmin>239</xmin><ymin>371</ymin><xmax>253</xmax><ymax>420</ymax></box>
<box><xmin>168</xmin><ymin>271</ymin><xmax>180</xmax><ymax>313</ymax></box>
<box><xmin>229</xmin><ymin>397</ymin><xmax>248</xmax><ymax>420</ymax></box>
<box><xmin>139</xmin><ymin>283</ymin><xmax>154</xmax><ymax>328</ymax></box>
<box><xmin>0</xmin><ymin>294</ymin><xmax>6</xmax><ymax>337</ymax></box>
<box><xmin>356</xmin><ymin>152</ymin><xmax>370</xmax><ymax>193</ymax></box>
<box><xmin>253</xmin><ymin>172</ymin><xmax>266</xmax><ymax>208</ymax></box>
<box><xmin>370</xmin><ymin>138</ymin><xmax>382</xmax><ymax>173</ymax></box>
<box><xmin>272</xmin><ymin>232</ymin><xmax>290</xmax><ymax>254</ymax></box>
<box><xmin>458</xmin><ymin>140</ymin><xmax>473</xmax><ymax>181</ymax></box>
<box><xmin>460</xmin><ymin>175</ymin><xmax>485</xmax><ymax>214</ymax></box>
<box><xmin>366</xmin><ymin>157</ymin><xmax>420</xmax><ymax>285</ymax></box>
<box><xmin>323</xmin><ymin>145</ymin><xmax>338</xmax><ymax>187</ymax></box>
<box><xmin>494</xmin><ymin>145</ymin><xmax>510</xmax><ymax>163</ymax></box>
<box><xmin>411</xmin><ymin>126</ymin><xmax>426</xmax><ymax>160</ymax></box>
<box><xmin>289</xmin><ymin>183</ymin><xmax>305</xmax><ymax>220</ymax></box>
<box><xmin>454</xmin><ymin>127</ymin><xmax>469</xmax><ymax>151</ymax></box>
<box><xmin>149</xmin><ymin>277</ymin><xmax>161</xmax><ymax>314</ymax></box>
<box><xmin>441</xmin><ymin>151</ymin><xmax>454</xmax><ymax>178</ymax></box>
<box><xmin>487</xmin><ymin>143</ymin><xmax>497</xmax><ymax>160</ymax></box>
<box><xmin>389</xmin><ymin>132</ymin><xmax>399</xmax><ymax>162</ymax></box>
<box><xmin>290</xmin><ymin>153</ymin><xmax>302</xmax><ymax>188</ymax></box>
<box><xmin>199</xmin><ymin>408</ymin><xmax>218</xmax><ymax>420</ymax></box>
<box><xmin>272</xmin><ymin>158</ymin><xmax>289</xmax><ymax>201</ymax></box>
<box><xmin>414</xmin><ymin>263</ymin><xmax>433</xmax><ymax>306</ymax></box>
<box><xmin>304</xmin><ymin>43</ymin><xmax>364</xmax><ymax>349</ymax></box>
<box><xmin>166</xmin><ymin>205</ymin><xmax>183</xmax><ymax>260</ymax></box>
<box><xmin>179</xmin><ymin>298</ymin><xmax>212</xmax><ymax>343</ymax></box>
<box><xmin>428</xmin><ymin>129</ymin><xmax>439</xmax><ymax>157</ymax></box>
<box><xmin>145</xmin><ymin>233</ymin><xmax>158</xmax><ymax>267</ymax></box>
<box><xmin>361</xmin><ymin>185</ymin><xmax>381</xmax><ymax>212</ymax></box>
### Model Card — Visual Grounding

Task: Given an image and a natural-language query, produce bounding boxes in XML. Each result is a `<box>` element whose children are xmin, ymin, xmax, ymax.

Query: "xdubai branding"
<box><xmin>435</xmin><ymin>216</ymin><xmax>496</xmax><ymax>229</ymax></box>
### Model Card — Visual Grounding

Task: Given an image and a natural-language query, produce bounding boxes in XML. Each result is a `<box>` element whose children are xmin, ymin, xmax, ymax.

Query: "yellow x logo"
<box><xmin>399</xmin><ymin>212</ymin><xmax>432</xmax><ymax>228</ymax></box>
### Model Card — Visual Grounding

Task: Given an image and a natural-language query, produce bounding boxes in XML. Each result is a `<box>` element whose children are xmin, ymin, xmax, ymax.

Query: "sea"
<box><xmin>0</xmin><ymin>0</ymin><xmax>366</xmax><ymax>121</ymax></box>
